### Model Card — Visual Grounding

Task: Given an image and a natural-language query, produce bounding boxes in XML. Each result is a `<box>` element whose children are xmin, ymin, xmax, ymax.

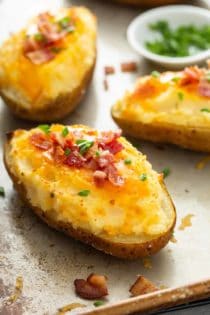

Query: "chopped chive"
<box><xmin>177</xmin><ymin>91</ymin><xmax>184</xmax><ymax>101</ymax></box>
<box><xmin>58</xmin><ymin>16</ymin><xmax>70</xmax><ymax>29</ymax></box>
<box><xmin>95</xmin><ymin>151</ymin><xmax>100</xmax><ymax>157</ymax></box>
<box><xmin>38</xmin><ymin>124</ymin><xmax>50</xmax><ymax>134</ymax></box>
<box><xmin>64</xmin><ymin>148</ymin><xmax>71</xmax><ymax>156</ymax></box>
<box><xmin>139</xmin><ymin>174</ymin><xmax>147</xmax><ymax>181</ymax></box>
<box><xmin>162</xmin><ymin>167</ymin><xmax>171</xmax><ymax>178</ymax></box>
<box><xmin>0</xmin><ymin>186</ymin><xmax>5</xmax><ymax>197</ymax></box>
<box><xmin>151</xmin><ymin>71</ymin><xmax>160</xmax><ymax>78</ymax></box>
<box><xmin>76</xmin><ymin>139</ymin><xmax>94</xmax><ymax>155</ymax></box>
<box><xmin>34</xmin><ymin>33</ymin><xmax>45</xmax><ymax>42</ymax></box>
<box><xmin>94</xmin><ymin>301</ymin><xmax>105</xmax><ymax>307</ymax></box>
<box><xmin>201</xmin><ymin>108</ymin><xmax>210</xmax><ymax>113</ymax></box>
<box><xmin>78</xmin><ymin>190</ymin><xmax>90</xmax><ymax>197</ymax></box>
<box><xmin>172</xmin><ymin>77</ymin><xmax>180</xmax><ymax>83</ymax></box>
<box><xmin>62</xmin><ymin>127</ymin><xmax>69</xmax><ymax>137</ymax></box>
<box><xmin>124</xmin><ymin>158</ymin><xmax>132</xmax><ymax>165</ymax></box>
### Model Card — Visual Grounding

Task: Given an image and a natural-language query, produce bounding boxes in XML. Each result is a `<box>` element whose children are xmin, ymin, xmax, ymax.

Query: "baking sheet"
<box><xmin>1</xmin><ymin>0</ymin><xmax>210</xmax><ymax>314</ymax></box>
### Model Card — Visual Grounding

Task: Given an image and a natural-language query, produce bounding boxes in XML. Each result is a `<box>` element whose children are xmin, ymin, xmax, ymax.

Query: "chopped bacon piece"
<box><xmin>100</xmin><ymin>130</ymin><xmax>122</xmax><ymax>144</ymax></box>
<box><xmin>179</xmin><ymin>67</ymin><xmax>202</xmax><ymax>86</ymax></box>
<box><xmin>53</xmin><ymin>146</ymin><xmax>65</xmax><ymax>164</ymax></box>
<box><xmin>25</xmin><ymin>48</ymin><xmax>55</xmax><ymax>65</ymax></box>
<box><xmin>37</xmin><ymin>12</ymin><xmax>64</xmax><ymax>42</ymax></box>
<box><xmin>102</xmin><ymin>139</ymin><xmax>124</xmax><ymax>155</ymax></box>
<box><xmin>104</xmin><ymin>66</ymin><xmax>115</xmax><ymax>75</ymax></box>
<box><xmin>30</xmin><ymin>133</ymin><xmax>52</xmax><ymax>150</ymax></box>
<box><xmin>129</xmin><ymin>276</ymin><xmax>158</xmax><ymax>297</ymax></box>
<box><xmin>106</xmin><ymin>164</ymin><xmax>124</xmax><ymax>186</ymax></box>
<box><xmin>121</xmin><ymin>62</ymin><xmax>137</xmax><ymax>73</ymax></box>
<box><xmin>103</xmin><ymin>79</ymin><xmax>109</xmax><ymax>91</ymax></box>
<box><xmin>74</xmin><ymin>274</ymin><xmax>108</xmax><ymax>300</ymax></box>
<box><xmin>97</xmin><ymin>151</ymin><xmax>114</xmax><ymax>168</ymax></box>
<box><xmin>93</xmin><ymin>170</ymin><xmax>107</xmax><ymax>186</ymax></box>
<box><xmin>23</xmin><ymin>37</ymin><xmax>41</xmax><ymax>54</ymax></box>
<box><xmin>198</xmin><ymin>79</ymin><xmax>210</xmax><ymax>98</ymax></box>
<box><xmin>65</xmin><ymin>151</ymin><xmax>85</xmax><ymax>168</ymax></box>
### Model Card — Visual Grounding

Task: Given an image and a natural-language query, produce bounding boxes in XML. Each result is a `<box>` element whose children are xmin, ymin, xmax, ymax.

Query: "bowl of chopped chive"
<box><xmin>127</xmin><ymin>5</ymin><xmax>210</xmax><ymax>69</ymax></box>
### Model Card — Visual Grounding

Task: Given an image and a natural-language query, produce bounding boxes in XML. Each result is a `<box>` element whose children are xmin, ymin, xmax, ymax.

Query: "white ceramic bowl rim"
<box><xmin>127</xmin><ymin>5</ymin><xmax>210</xmax><ymax>65</ymax></box>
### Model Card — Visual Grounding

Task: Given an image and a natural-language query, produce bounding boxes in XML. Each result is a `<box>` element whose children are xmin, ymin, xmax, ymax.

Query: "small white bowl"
<box><xmin>127</xmin><ymin>5</ymin><xmax>210</xmax><ymax>69</ymax></box>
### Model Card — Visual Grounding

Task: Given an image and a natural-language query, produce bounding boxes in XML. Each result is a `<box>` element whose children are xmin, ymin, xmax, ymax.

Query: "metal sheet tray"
<box><xmin>1</xmin><ymin>0</ymin><xmax>210</xmax><ymax>314</ymax></box>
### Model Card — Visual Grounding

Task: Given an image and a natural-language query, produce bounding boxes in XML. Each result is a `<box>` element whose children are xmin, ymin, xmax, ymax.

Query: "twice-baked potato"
<box><xmin>112</xmin><ymin>66</ymin><xmax>210</xmax><ymax>152</ymax></box>
<box><xmin>4</xmin><ymin>124</ymin><xmax>176</xmax><ymax>259</ymax></box>
<box><xmin>0</xmin><ymin>7</ymin><xmax>97</xmax><ymax>122</ymax></box>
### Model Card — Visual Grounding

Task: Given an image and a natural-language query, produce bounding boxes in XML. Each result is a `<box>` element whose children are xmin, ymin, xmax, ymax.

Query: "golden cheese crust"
<box><xmin>112</xmin><ymin>68</ymin><xmax>210</xmax><ymax>152</ymax></box>
<box><xmin>0</xmin><ymin>7</ymin><xmax>97</xmax><ymax>121</ymax></box>
<box><xmin>4</xmin><ymin>124</ymin><xmax>176</xmax><ymax>259</ymax></box>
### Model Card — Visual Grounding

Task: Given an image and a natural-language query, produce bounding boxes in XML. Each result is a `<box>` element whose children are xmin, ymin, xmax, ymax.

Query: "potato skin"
<box><xmin>1</xmin><ymin>59</ymin><xmax>95</xmax><ymax>122</ymax></box>
<box><xmin>112</xmin><ymin>114</ymin><xmax>210</xmax><ymax>153</ymax></box>
<box><xmin>4</xmin><ymin>134</ymin><xmax>176</xmax><ymax>260</ymax></box>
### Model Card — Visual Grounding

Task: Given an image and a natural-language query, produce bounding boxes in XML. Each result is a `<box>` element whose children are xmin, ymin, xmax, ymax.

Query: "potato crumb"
<box><xmin>179</xmin><ymin>214</ymin><xmax>194</xmax><ymax>231</ymax></box>
<box><xmin>196</xmin><ymin>155</ymin><xmax>210</xmax><ymax>170</ymax></box>
<box><xmin>129</xmin><ymin>275</ymin><xmax>157</xmax><ymax>297</ymax></box>
<box><xmin>142</xmin><ymin>257</ymin><xmax>152</xmax><ymax>269</ymax></box>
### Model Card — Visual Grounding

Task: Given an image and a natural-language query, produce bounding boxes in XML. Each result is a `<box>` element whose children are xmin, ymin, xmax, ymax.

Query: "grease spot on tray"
<box><xmin>195</xmin><ymin>155</ymin><xmax>210</xmax><ymax>170</ymax></box>
<box><xmin>179</xmin><ymin>214</ymin><xmax>194</xmax><ymax>231</ymax></box>
<box><xmin>56</xmin><ymin>303</ymin><xmax>86</xmax><ymax>315</ymax></box>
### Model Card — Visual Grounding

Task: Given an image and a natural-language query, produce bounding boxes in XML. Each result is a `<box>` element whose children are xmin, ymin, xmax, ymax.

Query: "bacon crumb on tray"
<box><xmin>129</xmin><ymin>276</ymin><xmax>158</xmax><ymax>297</ymax></box>
<box><xmin>103</xmin><ymin>78</ymin><xmax>109</xmax><ymax>91</ymax></box>
<box><xmin>121</xmin><ymin>62</ymin><xmax>137</xmax><ymax>73</ymax></box>
<box><xmin>104</xmin><ymin>66</ymin><xmax>115</xmax><ymax>75</ymax></box>
<box><xmin>74</xmin><ymin>274</ymin><xmax>108</xmax><ymax>300</ymax></box>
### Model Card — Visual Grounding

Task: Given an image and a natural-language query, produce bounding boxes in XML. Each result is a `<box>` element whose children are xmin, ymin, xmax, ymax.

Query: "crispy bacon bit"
<box><xmin>93</xmin><ymin>170</ymin><xmax>107</xmax><ymax>186</ymax></box>
<box><xmin>103</xmin><ymin>79</ymin><xmax>109</xmax><ymax>91</ymax></box>
<box><xmin>30</xmin><ymin>128</ymin><xmax>124</xmax><ymax>187</ymax></box>
<box><xmin>23</xmin><ymin>11</ymin><xmax>74</xmax><ymax>64</ymax></box>
<box><xmin>106</xmin><ymin>164</ymin><xmax>124</xmax><ymax>186</ymax></box>
<box><xmin>74</xmin><ymin>274</ymin><xmax>108</xmax><ymax>300</ymax></box>
<box><xmin>26</xmin><ymin>48</ymin><xmax>55</xmax><ymax>65</ymax></box>
<box><xmin>65</xmin><ymin>151</ymin><xmax>85</xmax><ymax>168</ymax></box>
<box><xmin>53</xmin><ymin>146</ymin><xmax>65</xmax><ymax>164</ymax></box>
<box><xmin>129</xmin><ymin>276</ymin><xmax>158</xmax><ymax>297</ymax></box>
<box><xmin>179</xmin><ymin>66</ymin><xmax>202</xmax><ymax>86</ymax></box>
<box><xmin>104</xmin><ymin>66</ymin><xmax>115</xmax><ymax>75</ymax></box>
<box><xmin>121</xmin><ymin>62</ymin><xmax>137</xmax><ymax>73</ymax></box>
<box><xmin>30</xmin><ymin>133</ymin><xmax>52</xmax><ymax>150</ymax></box>
<box><xmin>198</xmin><ymin>79</ymin><xmax>210</xmax><ymax>98</ymax></box>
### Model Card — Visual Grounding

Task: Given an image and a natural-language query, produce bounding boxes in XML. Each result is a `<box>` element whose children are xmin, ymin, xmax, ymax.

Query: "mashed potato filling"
<box><xmin>7</xmin><ymin>125</ymin><xmax>173</xmax><ymax>240</ymax></box>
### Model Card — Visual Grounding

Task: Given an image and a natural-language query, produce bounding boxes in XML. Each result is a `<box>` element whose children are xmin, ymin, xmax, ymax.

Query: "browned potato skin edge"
<box><xmin>0</xmin><ymin>56</ymin><xmax>96</xmax><ymax>122</ymax></box>
<box><xmin>112</xmin><ymin>0</ymin><xmax>182</xmax><ymax>7</ymax></box>
<box><xmin>112</xmin><ymin>113</ymin><xmax>210</xmax><ymax>153</ymax></box>
<box><xmin>4</xmin><ymin>134</ymin><xmax>176</xmax><ymax>260</ymax></box>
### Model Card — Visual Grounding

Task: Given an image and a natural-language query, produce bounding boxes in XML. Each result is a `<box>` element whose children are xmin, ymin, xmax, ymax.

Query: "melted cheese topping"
<box><xmin>113</xmin><ymin>71</ymin><xmax>210</xmax><ymax>127</ymax></box>
<box><xmin>7</xmin><ymin>125</ymin><xmax>173</xmax><ymax>242</ymax></box>
<box><xmin>0</xmin><ymin>7</ymin><xmax>96</xmax><ymax>108</ymax></box>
